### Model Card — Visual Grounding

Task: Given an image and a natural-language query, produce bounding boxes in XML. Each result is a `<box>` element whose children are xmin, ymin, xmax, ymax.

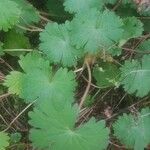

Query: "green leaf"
<box><xmin>10</xmin><ymin>132</ymin><xmax>21</xmax><ymax>144</ymax></box>
<box><xmin>39</xmin><ymin>22</ymin><xmax>83</xmax><ymax>67</ymax></box>
<box><xmin>137</xmin><ymin>39</ymin><xmax>150</xmax><ymax>53</ymax></box>
<box><xmin>0</xmin><ymin>0</ymin><xmax>21</xmax><ymax>31</ymax></box>
<box><xmin>29</xmin><ymin>98</ymin><xmax>109</xmax><ymax>150</ymax></box>
<box><xmin>0</xmin><ymin>132</ymin><xmax>10</xmax><ymax>150</ymax></box>
<box><xmin>120</xmin><ymin>55</ymin><xmax>150</xmax><ymax>97</ymax></box>
<box><xmin>105</xmin><ymin>0</ymin><xmax>117</xmax><ymax>4</ymax></box>
<box><xmin>71</xmin><ymin>9</ymin><xmax>123</xmax><ymax>54</ymax></box>
<box><xmin>113</xmin><ymin>107</ymin><xmax>150</xmax><ymax>150</ymax></box>
<box><xmin>107</xmin><ymin>46</ymin><xmax>122</xmax><ymax>56</ymax></box>
<box><xmin>142</xmin><ymin>19</ymin><xmax>150</xmax><ymax>32</ymax></box>
<box><xmin>4</xmin><ymin>52</ymin><xmax>77</xmax><ymax>103</ymax></box>
<box><xmin>12</xmin><ymin>0</ymin><xmax>40</xmax><ymax>25</ymax></box>
<box><xmin>63</xmin><ymin>0</ymin><xmax>105</xmax><ymax>14</ymax></box>
<box><xmin>3</xmin><ymin>30</ymin><xmax>31</xmax><ymax>56</ymax></box>
<box><xmin>46</xmin><ymin>0</ymin><xmax>70</xmax><ymax>21</ymax></box>
<box><xmin>0</xmin><ymin>42</ymin><xmax>4</xmax><ymax>56</ymax></box>
<box><xmin>120</xmin><ymin>17</ymin><xmax>143</xmax><ymax>45</ymax></box>
<box><xmin>93</xmin><ymin>62</ymin><xmax>120</xmax><ymax>88</ymax></box>
<box><xmin>4</xmin><ymin>71</ymin><xmax>23</xmax><ymax>96</ymax></box>
<box><xmin>116</xmin><ymin>4</ymin><xmax>138</xmax><ymax>17</ymax></box>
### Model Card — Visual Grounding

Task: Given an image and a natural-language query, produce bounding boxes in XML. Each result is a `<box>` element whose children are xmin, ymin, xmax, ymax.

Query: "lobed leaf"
<box><xmin>12</xmin><ymin>0</ymin><xmax>40</xmax><ymax>26</ymax></box>
<box><xmin>29</xmin><ymin>98</ymin><xmax>109</xmax><ymax>150</ymax></box>
<box><xmin>120</xmin><ymin>17</ymin><xmax>143</xmax><ymax>45</ymax></box>
<box><xmin>4</xmin><ymin>52</ymin><xmax>77</xmax><ymax>103</ymax></box>
<box><xmin>63</xmin><ymin>0</ymin><xmax>105</xmax><ymax>14</ymax></box>
<box><xmin>113</xmin><ymin>107</ymin><xmax>150</xmax><ymax>150</ymax></box>
<box><xmin>39</xmin><ymin>22</ymin><xmax>83</xmax><ymax>67</ymax></box>
<box><xmin>0</xmin><ymin>0</ymin><xmax>21</xmax><ymax>31</ymax></box>
<box><xmin>120</xmin><ymin>55</ymin><xmax>150</xmax><ymax>97</ymax></box>
<box><xmin>70</xmin><ymin>9</ymin><xmax>123</xmax><ymax>54</ymax></box>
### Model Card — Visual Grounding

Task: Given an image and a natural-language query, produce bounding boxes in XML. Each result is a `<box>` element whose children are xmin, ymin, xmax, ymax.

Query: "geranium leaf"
<box><xmin>4</xmin><ymin>52</ymin><xmax>77</xmax><ymax>103</ymax></box>
<box><xmin>29</xmin><ymin>98</ymin><xmax>109</xmax><ymax>150</ymax></box>
<box><xmin>0</xmin><ymin>0</ymin><xmax>21</xmax><ymax>31</ymax></box>
<box><xmin>113</xmin><ymin>107</ymin><xmax>150</xmax><ymax>150</ymax></box>
<box><xmin>39</xmin><ymin>22</ymin><xmax>83</xmax><ymax>67</ymax></box>
<box><xmin>70</xmin><ymin>9</ymin><xmax>123</xmax><ymax>53</ymax></box>
<box><xmin>120</xmin><ymin>55</ymin><xmax>150</xmax><ymax>97</ymax></box>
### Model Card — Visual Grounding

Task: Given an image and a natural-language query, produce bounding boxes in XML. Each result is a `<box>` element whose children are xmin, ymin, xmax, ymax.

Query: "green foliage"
<box><xmin>46</xmin><ymin>0</ymin><xmax>69</xmax><ymax>21</ymax></box>
<box><xmin>93</xmin><ymin>62</ymin><xmax>120</xmax><ymax>88</ymax></box>
<box><xmin>137</xmin><ymin>39</ymin><xmax>150</xmax><ymax>52</ymax></box>
<box><xmin>120</xmin><ymin>55</ymin><xmax>150</xmax><ymax>97</ymax></box>
<box><xmin>12</xmin><ymin>0</ymin><xmax>40</xmax><ymax>25</ymax></box>
<box><xmin>0</xmin><ymin>42</ymin><xmax>4</xmax><ymax>56</ymax></box>
<box><xmin>39</xmin><ymin>22</ymin><xmax>83</xmax><ymax>66</ymax></box>
<box><xmin>63</xmin><ymin>0</ymin><xmax>104</xmax><ymax>14</ymax></box>
<box><xmin>84</xmin><ymin>95</ymin><xmax>96</xmax><ymax>107</ymax></box>
<box><xmin>10</xmin><ymin>132</ymin><xmax>21</xmax><ymax>144</ymax></box>
<box><xmin>29</xmin><ymin>98</ymin><xmax>109</xmax><ymax>150</ymax></box>
<box><xmin>0</xmin><ymin>0</ymin><xmax>21</xmax><ymax>31</ymax></box>
<box><xmin>0</xmin><ymin>132</ymin><xmax>10</xmax><ymax>150</ymax></box>
<box><xmin>71</xmin><ymin>9</ymin><xmax>123</xmax><ymax>53</ymax></box>
<box><xmin>105</xmin><ymin>0</ymin><xmax>134</xmax><ymax>5</ymax></box>
<box><xmin>113</xmin><ymin>107</ymin><xmax>150</xmax><ymax>150</ymax></box>
<box><xmin>3</xmin><ymin>29</ymin><xmax>31</xmax><ymax>56</ymax></box>
<box><xmin>4</xmin><ymin>52</ymin><xmax>76</xmax><ymax>103</ymax></box>
<box><xmin>120</xmin><ymin>17</ymin><xmax>143</xmax><ymax>45</ymax></box>
<box><xmin>1</xmin><ymin>0</ymin><xmax>150</xmax><ymax>149</ymax></box>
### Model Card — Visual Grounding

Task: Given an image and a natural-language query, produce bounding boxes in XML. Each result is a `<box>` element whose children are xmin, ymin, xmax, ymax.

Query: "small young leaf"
<box><xmin>29</xmin><ymin>99</ymin><xmax>109</xmax><ymax>150</ymax></box>
<box><xmin>113</xmin><ymin>107</ymin><xmax>150</xmax><ymax>150</ymax></box>
<box><xmin>10</xmin><ymin>132</ymin><xmax>21</xmax><ymax>144</ymax></box>
<box><xmin>93</xmin><ymin>62</ymin><xmax>120</xmax><ymax>88</ymax></box>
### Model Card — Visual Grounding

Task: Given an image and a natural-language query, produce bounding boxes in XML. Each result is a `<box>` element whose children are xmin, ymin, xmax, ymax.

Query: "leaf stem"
<box><xmin>79</xmin><ymin>61</ymin><xmax>91</xmax><ymax>109</ymax></box>
<box><xmin>17</xmin><ymin>25</ymin><xmax>43</xmax><ymax>32</ymax></box>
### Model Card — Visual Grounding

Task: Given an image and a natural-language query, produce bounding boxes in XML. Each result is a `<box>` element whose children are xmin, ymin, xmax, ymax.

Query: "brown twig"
<box><xmin>40</xmin><ymin>15</ymin><xmax>51</xmax><ymax>22</ymax></box>
<box><xmin>0</xmin><ymin>58</ymin><xmax>14</xmax><ymax>71</ymax></box>
<box><xmin>79</xmin><ymin>61</ymin><xmax>92</xmax><ymax>109</ymax></box>
<box><xmin>112</xmin><ymin>0</ymin><xmax>122</xmax><ymax>11</ymax></box>
<box><xmin>122</xmin><ymin>47</ymin><xmax>150</xmax><ymax>54</ymax></box>
<box><xmin>3</xmin><ymin>100</ymin><xmax>36</xmax><ymax>132</ymax></box>
<box><xmin>17</xmin><ymin>25</ymin><xmax>43</xmax><ymax>32</ymax></box>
